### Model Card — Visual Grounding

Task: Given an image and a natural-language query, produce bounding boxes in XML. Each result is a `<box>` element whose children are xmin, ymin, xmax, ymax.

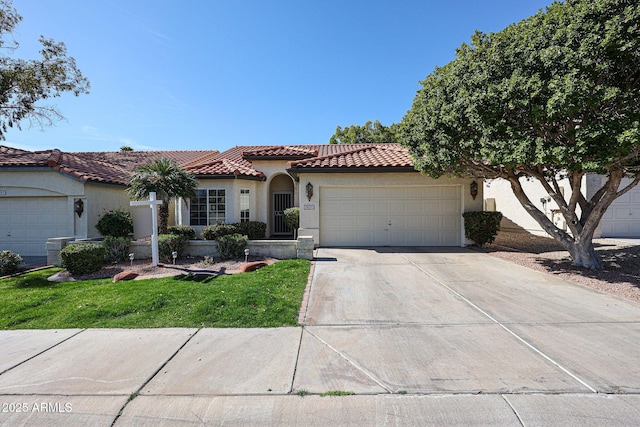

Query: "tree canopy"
<box><xmin>400</xmin><ymin>0</ymin><xmax>640</xmax><ymax>269</ymax></box>
<box><xmin>329</xmin><ymin>120</ymin><xmax>398</xmax><ymax>144</ymax></box>
<box><xmin>127</xmin><ymin>159</ymin><xmax>198</xmax><ymax>234</ymax></box>
<box><xmin>0</xmin><ymin>0</ymin><xmax>89</xmax><ymax>139</ymax></box>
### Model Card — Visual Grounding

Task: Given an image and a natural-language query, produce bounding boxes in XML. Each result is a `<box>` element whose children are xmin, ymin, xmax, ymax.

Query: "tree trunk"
<box><xmin>159</xmin><ymin>204</ymin><xmax>169</xmax><ymax>235</ymax></box>
<box><xmin>567</xmin><ymin>239</ymin><xmax>602</xmax><ymax>270</ymax></box>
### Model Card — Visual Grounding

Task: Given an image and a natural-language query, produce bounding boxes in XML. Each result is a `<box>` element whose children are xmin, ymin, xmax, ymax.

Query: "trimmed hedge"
<box><xmin>234</xmin><ymin>221</ymin><xmax>266</xmax><ymax>240</ymax></box>
<box><xmin>202</xmin><ymin>224</ymin><xmax>238</xmax><ymax>240</ymax></box>
<box><xmin>216</xmin><ymin>233</ymin><xmax>247</xmax><ymax>259</ymax></box>
<box><xmin>167</xmin><ymin>225</ymin><xmax>196</xmax><ymax>240</ymax></box>
<box><xmin>95</xmin><ymin>209</ymin><xmax>133</xmax><ymax>238</ymax></box>
<box><xmin>283</xmin><ymin>207</ymin><xmax>299</xmax><ymax>230</ymax></box>
<box><xmin>462</xmin><ymin>211</ymin><xmax>503</xmax><ymax>246</ymax></box>
<box><xmin>103</xmin><ymin>236</ymin><xmax>131</xmax><ymax>263</ymax></box>
<box><xmin>158</xmin><ymin>234</ymin><xmax>189</xmax><ymax>262</ymax></box>
<box><xmin>0</xmin><ymin>250</ymin><xmax>23</xmax><ymax>276</ymax></box>
<box><xmin>202</xmin><ymin>222</ymin><xmax>267</xmax><ymax>241</ymax></box>
<box><xmin>61</xmin><ymin>243</ymin><xmax>105</xmax><ymax>275</ymax></box>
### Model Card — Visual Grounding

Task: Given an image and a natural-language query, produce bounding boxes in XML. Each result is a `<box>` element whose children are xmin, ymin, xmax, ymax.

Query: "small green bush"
<box><xmin>167</xmin><ymin>225</ymin><xmax>196</xmax><ymax>240</ymax></box>
<box><xmin>215</xmin><ymin>233</ymin><xmax>247</xmax><ymax>259</ymax></box>
<box><xmin>234</xmin><ymin>221</ymin><xmax>266</xmax><ymax>240</ymax></box>
<box><xmin>462</xmin><ymin>211</ymin><xmax>503</xmax><ymax>246</ymax></box>
<box><xmin>95</xmin><ymin>209</ymin><xmax>133</xmax><ymax>238</ymax></box>
<box><xmin>202</xmin><ymin>223</ymin><xmax>238</xmax><ymax>240</ymax></box>
<box><xmin>158</xmin><ymin>234</ymin><xmax>189</xmax><ymax>262</ymax></box>
<box><xmin>0</xmin><ymin>250</ymin><xmax>23</xmax><ymax>275</ymax></box>
<box><xmin>103</xmin><ymin>236</ymin><xmax>131</xmax><ymax>263</ymax></box>
<box><xmin>283</xmin><ymin>207</ymin><xmax>300</xmax><ymax>230</ymax></box>
<box><xmin>61</xmin><ymin>243</ymin><xmax>105</xmax><ymax>275</ymax></box>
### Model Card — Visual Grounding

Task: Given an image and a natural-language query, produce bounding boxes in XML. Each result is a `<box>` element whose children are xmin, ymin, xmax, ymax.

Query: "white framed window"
<box><xmin>240</xmin><ymin>189</ymin><xmax>250</xmax><ymax>222</ymax></box>
<box><xmin>190</xmin><ymin>189</ymin><xmax>226</xmax><ymax>225</ymax></box>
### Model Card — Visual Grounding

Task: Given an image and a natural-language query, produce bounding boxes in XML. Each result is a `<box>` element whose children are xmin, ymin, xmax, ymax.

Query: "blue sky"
<box><xmin>7</xmin><ymin>0</ymin><xmax>554</xmax><ymax>153</ymax></box>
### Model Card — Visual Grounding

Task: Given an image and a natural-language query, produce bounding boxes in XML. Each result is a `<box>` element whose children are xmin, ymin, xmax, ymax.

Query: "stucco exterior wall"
<box><xmin>483</xmin><ymin>176</ymin><xmax>586</xmax><ymax>237</ymax></box>
<box><xmin>84</xmin><ymin>183</ymin><xmax>132</xmax><ymax>238</ymax></box>
<box><xmin>296</xmin><ymin>172</ymin><xmax>483</xmax><ymax>245</ymax></box>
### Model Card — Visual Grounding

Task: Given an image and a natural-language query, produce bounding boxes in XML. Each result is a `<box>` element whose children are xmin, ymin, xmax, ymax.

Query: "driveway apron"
<box><xmin>295</xmin><ymin>247</ymin><xmax>640</xmax><ymax>409</ymax></box>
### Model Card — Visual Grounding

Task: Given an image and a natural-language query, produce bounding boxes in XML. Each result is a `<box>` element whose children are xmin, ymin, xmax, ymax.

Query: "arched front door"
<box><xmin>269</xmin><ymin>174</ymin><xmax>294</xmax><ymax>236</ymax></box>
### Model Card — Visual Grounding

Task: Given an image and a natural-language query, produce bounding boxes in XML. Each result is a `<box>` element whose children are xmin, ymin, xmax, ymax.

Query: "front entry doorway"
<box><xmin>273</xmin><ymin>192</ymin><xmax>293</xmax><ymax>236</ymax></box>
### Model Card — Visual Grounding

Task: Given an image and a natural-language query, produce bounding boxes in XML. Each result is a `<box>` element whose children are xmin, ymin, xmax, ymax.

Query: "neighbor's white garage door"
<box><xmin>0</xmin><ymin>197</ymin><xmax>69</xmax><ymax>256</ymax></box>
<box><xmin>600</xmin><ymin>182</ymin><xmax>640</xmax><ymax>237</ymax></box>
<box><xmin>320</xmin><ymin>186</ymin><xmax>461</xmax><ymax>246</ymax></box>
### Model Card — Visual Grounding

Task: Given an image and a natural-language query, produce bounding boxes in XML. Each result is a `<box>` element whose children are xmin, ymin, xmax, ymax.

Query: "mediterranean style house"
<box><xmin>0</xmin><ymin>144</ymin><xmax>483</xmax><ymax>256</ymax></box>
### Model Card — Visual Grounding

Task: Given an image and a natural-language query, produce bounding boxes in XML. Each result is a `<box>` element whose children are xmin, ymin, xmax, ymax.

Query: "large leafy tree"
<box><xmin>127</xmin><ymin>159</ymin><xmax>198</xmax><ymax>234</ymax></box>
<box><xmin>0</xmin><ymin>0</ymin><xmax>89</xmax><ymax>139</ymax></box>
<box><xmin>400</xmin><ymin>0</ymin><xmax>640</xmax><ymax>269</ymax></box>
<box><xmin>330</xmin><ymin>120</ymin><xmax>398</xmax><ymax>144</ymax></box>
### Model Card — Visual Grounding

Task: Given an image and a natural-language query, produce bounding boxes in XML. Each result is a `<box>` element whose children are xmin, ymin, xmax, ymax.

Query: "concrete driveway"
<box><xmin>1</xmin><ymin>247</ymin><xmax>640</xmax><ymax>425</ymax></box>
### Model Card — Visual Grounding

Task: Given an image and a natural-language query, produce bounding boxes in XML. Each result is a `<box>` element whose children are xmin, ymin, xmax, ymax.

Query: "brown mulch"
<box><xmin>477</xmin><ymin>231</ymin><xmax>640</xmax><ymax>303</ymax></box>
<box><xmin>61</xmin><ymin>256</ymin><xmax>277</xmax><ymax>281</ymax></box>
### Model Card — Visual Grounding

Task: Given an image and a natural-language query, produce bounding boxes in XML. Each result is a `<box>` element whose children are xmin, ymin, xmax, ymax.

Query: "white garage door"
<box><xmin>600</xmin><ymin>183</ymin><xmax>640</xmax><ymax>237</ymax></box>
<box><xmin>320</xmin><ymin>186</ymin><xmax>461</xmax><ymax>246</ymax></box>
<box><xmin>0</xmin><ymin>197</ymin><xmax>69</xmax><ymax>256</ymax></box>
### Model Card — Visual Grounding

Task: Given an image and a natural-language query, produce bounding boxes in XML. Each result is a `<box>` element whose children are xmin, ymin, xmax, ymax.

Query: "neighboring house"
<box><xmin>0</xmin><ymin>143</ymin><xmax>483</xmax><ymax>256</ymax></box>
<box><xmin>0</xmin><ymin>146</ymin><xmax>218</xmax><ymax>256</ymax></box>
<box><xmin>484</xmin><ymin>174</ymin><xmax>640</xmax><ymax>238</ymax></box>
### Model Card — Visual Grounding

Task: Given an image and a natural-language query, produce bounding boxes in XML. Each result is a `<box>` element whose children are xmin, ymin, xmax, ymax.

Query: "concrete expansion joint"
<box><xmin>0</xmin><ymin>329</ymin><xmax>86</xmax><ymax>377</ymax></box>
<box><xmin>109</xmin><ymin>328</ymin><xmax>201</xmax><ymax>427</ymax></box>
<box><xmin>303</xmin><ymin>328</ymin><xmax>392</xmax><ymax>394</ymax></box>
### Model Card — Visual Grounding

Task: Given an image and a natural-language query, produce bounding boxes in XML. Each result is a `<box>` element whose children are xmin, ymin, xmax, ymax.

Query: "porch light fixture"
<box><xmin>470</xmin><ymin>181</ymin><xmax>478</xmax><ymax>200</ymax></box>
<box><xmin>74</xmin><ymin>199</ymin><xmax>84</xmax><ymax>217</ymax></box>
<box><xmin>305</xmin><ymin>182</ymin><xmax>313</xmax><ymax>201</ymax></box>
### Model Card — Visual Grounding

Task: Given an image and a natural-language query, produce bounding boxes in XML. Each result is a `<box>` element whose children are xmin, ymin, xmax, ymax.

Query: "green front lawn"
<box><xmin>0</xmin><ymin>260</ymin><xmax>310</xmax><ymax>329</ymax></box>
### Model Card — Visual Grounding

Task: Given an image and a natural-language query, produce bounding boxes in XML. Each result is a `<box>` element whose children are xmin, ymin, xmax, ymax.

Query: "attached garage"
<box><xmin>320</xmin><ymin>186</ymin><xmax>462</xmax><ymax>246</ymax></box>
<box><xmin>287</xmin><ymin>144</ymin><xmax>482</xmax><ymax>247</ymax></box>
<box><xmin>0</xmin><ymin>197</ymin><xmax>70</xmax><ymax>256</ymax></box>
<box><xmin>599</xmin><ymin>182</ymin><xmax>640</xmax><ymax>238</ymax></box>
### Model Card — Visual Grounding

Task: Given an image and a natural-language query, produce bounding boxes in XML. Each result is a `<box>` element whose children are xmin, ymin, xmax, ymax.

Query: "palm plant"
<box><xmin>127</xmin><ymin>158</ymin><xmax>198</xmax><ymax>234</ymax></box>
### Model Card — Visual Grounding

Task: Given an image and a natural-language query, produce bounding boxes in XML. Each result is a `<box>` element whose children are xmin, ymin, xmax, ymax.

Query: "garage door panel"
<box><xmin>320</xmin><ymin>186</ymin><xmax>461</xmax><ymax>246</ymax></box>
<box><xmin>0</xmin><ymin>197</ymin><xmax>69</xmax><ymax>256</ymax></box>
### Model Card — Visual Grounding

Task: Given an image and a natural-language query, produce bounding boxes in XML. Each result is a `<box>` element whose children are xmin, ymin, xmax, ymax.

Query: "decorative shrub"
<box><xmin>95</xmin><ymin>209</ymin><xmax>133</xmax><ymax>238</ymax></box>
<box><xmin>61</xmin><ymin>243</ymin><xmax>105</xmax><ymax>275</ymax></box>
<box><xmin>0</xmin><ymin>250</ymin><xmax>23</xmax><ymax>275</ymax></box>
<box><xmin>158</xmin><ymin>234</ymin><xmax>189</xmax><ymax>262</ymax></box>
<box><xmin>283</xmin><ymin>207</ymin><xmax>300</xmax><ymax>230</ymax></box>
<box><xmin>215</xmin><ymin>233</ymin><xmax>247</xmax><ymax>259</ymax></box>
<box><xmin>202</xmin><ymin>223</ymin><xmax>239</xmax><ymax>240</ymax></box>
<box><xmin>167</xmin><ymin>225</ymin><xmax>196</xmax><ymax>240</ymax></box>
<box><xmin>103</xmin><ymin>236</ymin><xmax>132</xmax><ymax>263</ymax></box>
<box><xmin>234</xmin><ymin>221</ymin><xmax>266</xmax><ymax>240</ymax></box>
<box><xmin>462</xmin><ymin>211</ymin><xmax>503</xmax><ymax>246</ymax></box>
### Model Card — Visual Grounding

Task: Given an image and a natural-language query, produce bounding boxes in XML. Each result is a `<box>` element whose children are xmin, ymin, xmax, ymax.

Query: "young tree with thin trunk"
<box><xmin>127</xmin><ymin>159</ymin><xmax>198</xmax><ymax>234</ymax></box>
<box><xmin>400</xmin><ymin>0</ymin><xmax>640</xmax><ymax>269</ymax></box>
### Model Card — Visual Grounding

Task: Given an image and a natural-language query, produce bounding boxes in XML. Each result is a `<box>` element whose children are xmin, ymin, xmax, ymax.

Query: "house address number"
<box><xmin>0</xmin><ymin>190</ymin><xmax>6</xmax><ymax>195</ymax></box>
<box><xmin>304</xmin><ymin>204</ymin><xmax>315</xmax><ymax>210</ymax></box>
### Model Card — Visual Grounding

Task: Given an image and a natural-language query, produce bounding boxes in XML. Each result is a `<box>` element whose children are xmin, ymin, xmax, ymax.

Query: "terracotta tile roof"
<box><xmin>0</xmin><ymin>147</ymin><xmax>219</xmax><ymax>186</ymax></box>
<box><xmin>0</xmin><ymin>145</ymin><xmax>29</xmax><ymax>155</ymax></box>
<box><xmin>76</xmin><ymin>150</ymin><xmax>219</xmax><ymax>169</ymax></box>
<box><xmin>242</xmin><ymin>146</ymin><xmax>319</xmax><ymax>160</ymax></box>
<box><xmin>287</xmin><ymin>144</ymin><xmax>417</xmax><ymax>172</ymax></box>
<box><xmin>184</xmin><ymin>158</ymin><xmax>265</xmax><ymax>180</ymax></box>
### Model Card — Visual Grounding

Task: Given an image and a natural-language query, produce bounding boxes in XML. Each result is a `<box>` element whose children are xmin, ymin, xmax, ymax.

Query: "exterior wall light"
<box><xmin>74</xmin><ymin>199</ymin><xmax>84</xmax><ymax>217</ymax></box>
<box><xmin>470</xmin><ymin>181</ymin><xmax>478</xmax><ymax>200</ymax></box>
<box><xmin>306</xmin><ymin>182</ymin><xmax>314</xmax><ymax>201</ymax></box>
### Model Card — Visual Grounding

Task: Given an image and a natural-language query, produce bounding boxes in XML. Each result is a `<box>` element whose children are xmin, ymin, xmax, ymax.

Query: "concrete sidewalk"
<box><xmin>1</xmin><ymin>247</ymin><xmax>640</xmax><ymax>425</ymax></box>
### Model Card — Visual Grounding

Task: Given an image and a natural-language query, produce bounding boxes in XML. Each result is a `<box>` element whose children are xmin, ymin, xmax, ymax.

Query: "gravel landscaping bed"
<box><xmin>478</xmin><ymin>231</ymin><xmax>640</xmax><ymax>303</ymax></box>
